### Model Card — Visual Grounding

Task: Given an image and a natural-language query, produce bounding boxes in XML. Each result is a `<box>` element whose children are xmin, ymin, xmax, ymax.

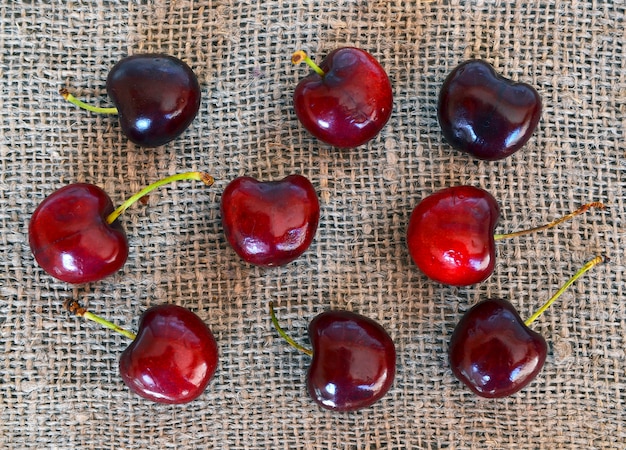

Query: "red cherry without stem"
<box><xmin>29</xmin><ymin>172</ymin><xmax>214</xmax><ymax>284</ymax></box>
<box><xmin>292</xmin><ymin>48</ymin><xmax>393</xmax><ymax>148</ymax></box>
<box><xmin>61</xmin><ymin>53</ymin><xmax>201</xmax><ymax>147</ymax></box>
<box><xmin>448</xmin><ymin>256</ymin><xmax>605</xmax><ymax>398</ymax></box>
<box><xmin>65</xmin><ymin>300</ymin><xmax>218</xmax><ymax>404</ymax></box>
<box><xmin>220</xmin><ymin>174</ymin><xmax>320</xmax><ymax>266</ymax></box>
<box><xmin>406</xmin><ymin>185</ymin><xmax>605</xmax><ymax>286</ymax></box>
<box><xmin>437</xmin><ymin>59</ymin><xmax>542</xmax><ymax>161</ymax></box>
<box><xmin>270</xmin><ymin>303</ymin><xmax>396</xmax><ymax>412</ymax></box>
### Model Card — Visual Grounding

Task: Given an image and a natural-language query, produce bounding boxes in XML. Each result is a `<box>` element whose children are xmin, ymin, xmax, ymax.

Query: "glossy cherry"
<box><xmin>406</xmin><ymin>185</ymin><xmax>604</xmax><ymax>286</ymax></box>
<box><xmin>448</xmin><ymin>256</ymin><xmax>605</xmax><ymax>398</ymax></box>
<box><xmin>292</xmin><ymin>48</ymin><xmax>393</xmax><ymax>148</ymax></box>
<box><xmin>438</xmin><ymin>59</ymin><xmax>542</xmax><ymax>160</ymax></box>
<box><xmin>61</xmin><ymin>53</ymin><xmax>201</xmax><ymax>147</ymax></box>
<box><xmin>270</xmin><ymin>302</ymin><xmax>396</xmax><ymax>412</ymax></box>
<box><xmin>66</xmin><ymin>300</ymin><xmax>218</xmax><ymax>404</ymax></box>
<box><xmin>220</xmin><ymin>174</ymin><xmax>320</xmax><ymax>266</ymax></box>
<box><xmin>29</xmin><ymin>172</ymin><xmax>214</xmax><ymax>284</ymax></box>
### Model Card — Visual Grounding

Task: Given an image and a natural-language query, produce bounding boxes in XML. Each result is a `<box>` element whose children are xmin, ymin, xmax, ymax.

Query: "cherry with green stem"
<box><xmin>29</xmin><ymin>171</ymin><xmax>214</xmax><ymax>284</ymax></box>
<box><xmin>269</xmin><ymin>301</ymin><xmax>396</xmax><ymax>411</ymax></box>
<box><xmin>448</xmin><ymin>255</ymin><xmax>607</xmax><ymax>398</ymax></box>
<box><xmin>65</xmin><ymin>299</ymin><xmax>218</xmax><ymax>404</ymax></box>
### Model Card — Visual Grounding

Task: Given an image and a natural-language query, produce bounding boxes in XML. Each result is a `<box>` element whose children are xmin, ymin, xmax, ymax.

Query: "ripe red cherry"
<box><xmin>270</xmin><ymin>303</ymin><xmax>396</xmax><ymax>412</ymax></box>
<box><xmin>406</xmin><ymin>185</ymin><xmax>604</xmax><ymax>286</ymax></box>
<box><xmin>292</xmin><ymin>48</ymin><xmax>393</xmax><ymax>148</ymax></box>
<box><xmin>448</xmin><ymin>256</ymin><xmax>604</xmax><ymax>398</ymax></box>
<box><xmin>438</xmin><ymin>59</ymin><xmax>542</xmax><ymax>160</ymax></box>
<box><xmin>29</xmin><ymin>172</ymin><xmax>213</xmax><ymax>284</ymax></box>
<box><xmin>66</xmin><ymin>301</ymin><xmax>218</xmax><ymax>404</ymax></box>
<box><xmin>61</xmin><ymin>53</ymin><xmax>201</xmax><ymax>147</ymax></box>
<box><xmin>220</xmin><ymin>174</ymin><xmax>320</xmax><ymax>266</ymax></box>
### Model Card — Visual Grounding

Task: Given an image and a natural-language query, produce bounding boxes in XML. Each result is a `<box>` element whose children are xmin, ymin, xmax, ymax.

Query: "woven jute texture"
<box><xmin>1</xmin><ymin>1</ymin><xmax>624</xmax><ymax>449</ymax></box>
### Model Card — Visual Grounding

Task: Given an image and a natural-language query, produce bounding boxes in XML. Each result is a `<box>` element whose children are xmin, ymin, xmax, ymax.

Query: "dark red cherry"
<box><xmin>270</xmin><ymin>303</ymin><xmax>396</xmax><ymax>412</ymax></box>
<box><xmin>220</xmin><ymin>174</ymin><xmax>320</xmax><ymax>266</ymax></box>
<box><xmin>292</xmin><ymin>48</ymin><xmax>393</xmax><ymax>148</ymax></box>
<box><xmin>406</xmin><ymin>185</ymin><xmax>500</xmax><ymax>286</ymax></box>
<box><xmin>448</xmin><ymin>298</ymin><xmax>547</xmax><ymax>398</ymax></box>
<box><xmin>119</xmin><ymin>304</ymin><xmax>219</xmax><ymax>404</ymax></box>
<box><xmin>28</xmin><ymin>183</ymin><xmax>128</xmax><ymax>284</ymax></box>
<box><xmin>106</xmin><ymin>54</ymin><xmax>201</xmax><ymax>147</ymax></box>
<box><xmin>438</xmin><ymin>59</ymin><xmax>541</xmax><ymax>160</ymax></box>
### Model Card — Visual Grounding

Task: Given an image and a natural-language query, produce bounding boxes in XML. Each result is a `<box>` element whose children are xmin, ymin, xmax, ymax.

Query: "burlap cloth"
<box><xmin>1</xmin><ymin>1</ymin><xmax>624</xmax><ymax>449</ymax></box>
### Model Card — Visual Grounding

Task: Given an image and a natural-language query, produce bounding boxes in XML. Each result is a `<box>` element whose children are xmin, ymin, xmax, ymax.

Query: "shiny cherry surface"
<box><xmin>448</xmin><ymin>298</ymin><xmax>548</xmax><ymax>398</ymax></box>
<box><xmin>28</xmin><ymin>183</ymin><xmax>128</xmax><ymax>284</ymax></box>
<box><xmin>119</xmin><ymin>304</ymin><xmax>218</xmax><ymax>404</ymax></box>
<box><xmin>406</xmin><ymin>185</ymin><xmax>500</xmax><ymax>286</ymax></box>
<box><xmin>107</xmin><ymin>54</ymin><xmax>201</xmax><ymax>147</ymax></box>
<box><xmin>293</xmin><ymin>47</ymin><xmax>393</xmax><ymax>148</ymax></box>
<box><xmin>307</xmin><ymin>310</ymin><xmax>396</xmax><ymax>411</ymax></box>
<box><xmin>438</xmin><ymin>59</ymin><xmax>541</xmax><ymax>160</ymax></box>
<box><xmin>220</xmin><ymin>174</ymin><xmax>320</xmax><ymax>266</ymax></box>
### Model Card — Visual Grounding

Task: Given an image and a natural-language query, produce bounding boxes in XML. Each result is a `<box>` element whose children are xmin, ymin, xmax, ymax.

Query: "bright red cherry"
<box><xmin>66</xmin><ymin>300</ymin><xmax>218</xmax><ymax>404</ymax></box>
<box><xmin>292</xmin><ymin>48</ymin><xmax>393</xmax><ymax>148</ymax></box>
<box><xmin>61</xmin><ymin>53</ymin><xmax>201</xmax><ymax>147</ymax></box>
<box><xmin>406</xmin><ymin>185</ymin><xmax>604</xmax><ymax>286</ymax></box>
<box><xmin>449</xmin><ymin>256</ymin><xmax>605</xmax><ymax>398</ymax></box>
<box><xmin>29</xmin><ymin>172</ymin><xmax>214</xmax><ymax>284</ymax></box>
<box><xmin>220</xmin><ymin>174</ymin><xmax>320</xmax><ymax>266</ymax></box>
<box><xmin>270</xmin><ymin>303</ymin><xmax>396</xmax><ymax>412</ymax></box>
<box><xmin>438</xmin><ymin>59</ymin><xmax>542</xmax><ymax>160</ymax></box>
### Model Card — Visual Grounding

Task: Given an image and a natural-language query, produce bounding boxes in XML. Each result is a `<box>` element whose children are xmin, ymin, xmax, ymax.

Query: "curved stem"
<box><xmin>106</xmin><ymin>172</ymin><xmax>214</xmax><ymax>225</ymax></box>
<box><xmin>291</xmin><ymin>50</ymin><xmax>325</xmax><ymax>77</ymax></box>
<box><xmin>65</xmin><ymin>300</ymin><xmax>136</xmax><ymax>340</ymax></box>
<box><xmin>269</xmin><ymin>301</ymin><xmax>313</xmax><ymax>357</ymax></box>
<box><xmin>60</xmin><ymin>88</ymin><xmax>119</xmax><ymax>114</ymax></box>
<box><xmin>524</xmin><ymin>255</ymin><xmax>607</xmax><ymax>326</ymax></box>
<box><xmin>494</xmin><ymin>202</ymin><xmax>605</xmax><ymax>241</ymax></box>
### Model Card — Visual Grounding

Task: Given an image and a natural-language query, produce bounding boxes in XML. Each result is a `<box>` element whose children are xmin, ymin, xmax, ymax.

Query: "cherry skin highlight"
<box><xmin>28</xmin><ymin>183</ymin><xmax>128</xmax><ymax>284</ymax></box>
<box><xmin>220</xmin><ymin>174</ymin><xmax>320</xmax><ymax>266</ymax></box>
<box><xmin>307</xmin><ymin>310</ymin><xmax>396</xmax><ymax>411</ymax></box>
<box><xmin>119</xmin><ymin>304</ymin><xmax>219</xmax><ymax>404</ymax></box>
<box><xmin>438</xmin><ymin>59</ymin><xmax>541</xmax><ymax>160</ymax></box>
<box><xmin>448</xmin><ymin>298</ymin><xmax>547</xmax><ymax>398</ymax></box>
<box><xmin>106</xmin><ymin>54</ymin><xmax>201</xmax><ymax>147</ymax></box>
<box><xmin>406</xmin><ymin>185</ymin><xmax>500</xmax><ymax>286</ymax></box>
<box><xmin>292</xmin><ymin>48</ymin><xmax>393</xmax><ymax>148</ymax></box>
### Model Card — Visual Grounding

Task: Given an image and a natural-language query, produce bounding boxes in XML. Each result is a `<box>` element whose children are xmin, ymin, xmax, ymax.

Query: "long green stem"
<box><xmin>60</xmin><ymin>88</ymin><xmax>119</xmax><ymax>114</ymax></box>
<box><xmin>494</xmin><ymin>202</ymin><xmax>605</xmax><ymax>241</ymax></box>
<box><xmin>269</xmin><ymin>301</ymin><xmax>313</xmax><ymax>357</ymax></box>
<box><xmin>106</xmin><ymin>172</ymin><xmax>214</xmax><ymax>224</ymax></box>
<box><xmin>291</xmin><ymin>50</ymin><xmax>325</xmax><ymax>77</ymax></box>
<box><xmin>524</xmin><ymin>255</ymin><xmax>606</xmax><ymax>326</ymax></box>
<box><xmin>65</xmin><ymin>300</ymin><xmax>136</xmax><ymax>340</ymax></box>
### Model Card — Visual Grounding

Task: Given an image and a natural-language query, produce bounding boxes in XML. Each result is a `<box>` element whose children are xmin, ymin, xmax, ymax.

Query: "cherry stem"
<box><xmin>106</xmin><ymin>171</ymin><xmax>214</xmax><ymax>225</ymax></box>
<box><xmin>269</xmin><ymin>301</ymin><xmax>313</xmax><ymax>357</ymax></box>
<box><xmin>524</xmin><ymin>255</ymin><xmax>607</xmax><ymax>326</ymax></box>
<box><xmin>60</xmin><ymin>88</ymin><xmax>119</xmax><ymax>115</ymax></box>
<box><xmin>64</xmin><ymin>300</ymin><xmax>136</xmax><ymax>340</ymax></box>
<box><xmin>493</xmin><ymin>202</ymin><xmax>605</xmax><ymax>241</ymax></box>
<box><xmin>291</xmin><ymin>50</ymin><xmax>325</xmax><ymax>77</ymax></box>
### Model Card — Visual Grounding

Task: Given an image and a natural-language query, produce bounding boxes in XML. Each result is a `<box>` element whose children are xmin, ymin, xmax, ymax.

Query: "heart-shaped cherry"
<box><xmin>438</xmin><ymin>59</ymin><xmax>542</xmax><ymax>160</ymax></box>
<box><xmin>292</xmin><ymin>48</ymin><xmax>393</xmax><ymax>148</ymax></box>
<box><xmin>449</xmin><ymin>255</ymin><xmax>605</xmax><ymax>398</ymax></box>
<box><xmin>61</xmin><ymin>53</ymin><xmax>201</xmax><ymax>147</ymax></box>
<box><xmin>29</xmin><ymin>172</ymin><xmax>214</xmax><ymax>284</ymax></box>
<box><xmin>220</xmin><ymin>174</ymin><xmax>320</xmax><ymax>266</ymax></box>
<box><xmin>269</xmin><ymin>302</ymin><xmax>396</xmax><ymax>412</ymax></box>
<box><xmin>406</xmin><ymin>185</ymin><xmax>604</xmax><ymax>286</ymax></box>
<box><xmin>65</xmin><ymin>300</ymin><xmax>218</xmax><ymax>404</ymax></box>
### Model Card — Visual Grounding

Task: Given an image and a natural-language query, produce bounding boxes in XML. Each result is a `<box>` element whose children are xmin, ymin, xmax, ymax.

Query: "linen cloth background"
<box><xmin>1</xmin><ymin>1</ymin><xmax>624</xmax><ymax>449</ymax></box>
